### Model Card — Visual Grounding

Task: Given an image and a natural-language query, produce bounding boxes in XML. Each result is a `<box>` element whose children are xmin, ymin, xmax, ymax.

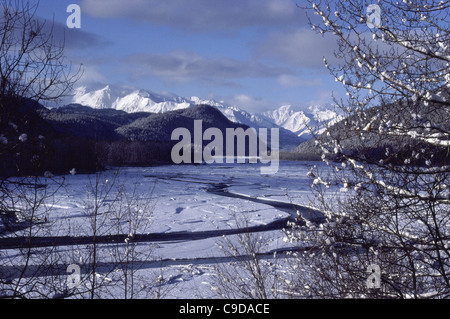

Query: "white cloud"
<box><xmin>277</xmin><ymin>74</ymin><xmax>322</xmax><ymax>88</ymax></box>
<box><xmin>37</xmin><ymin>17</ymin><xmax>107</xmax><ymax>50</ymax></box>
<box><xmin>123</xmin><ymin>51</ymin><xmax>289</xmax><ymax>85</ymax></box>
<box><xmin>230</xmin><ymin>94</ymin><xmax>274</xmax><ymax>113</ymax></box>
<box><xmin>257</xmin><ymin>29</ymin><xmax>339</xmax><ymax>68</ymax></box>
<box><xmin>81</xmin><ymin>0</ymin><xmax>301</xmax><ymax>32</ymax></box>
<box><xmin>77</xmin><ymin>65</ymin><xmax>108</xmax><ymax>87</ymax></box>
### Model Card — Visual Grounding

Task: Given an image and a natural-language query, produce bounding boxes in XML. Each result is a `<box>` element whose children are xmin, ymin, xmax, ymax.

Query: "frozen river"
<box><xmin>1</xmin><ymin>160</ymin><xmax>334</xmax><ymax>298</ymax></box>
<box><xmin>1</xmin><ymin>161</ymin><xmax>325</xmax><ymax>249</ymax></box>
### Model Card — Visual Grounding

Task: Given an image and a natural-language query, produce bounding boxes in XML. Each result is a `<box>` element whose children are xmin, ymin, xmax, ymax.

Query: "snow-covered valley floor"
<box><xmin>1</xmin><ymin>161</ymin><xmax>335</xmax><ymax>299</ymax></box>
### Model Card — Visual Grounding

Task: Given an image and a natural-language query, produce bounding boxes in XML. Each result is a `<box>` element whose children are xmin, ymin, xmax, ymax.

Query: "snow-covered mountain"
<box><xmin>263</xmin><ymin>105</ymin><xmax>341</xmax><ymax>140</ymax></box>
<box><xmin>69</xmin><ymin>85</ymin><xmax>339</xmax><ymax>149</ymax></box>
<box><xmin>73</xmin><ymin>86</ymin><xmax>192</xmax><ymax>114</ymax></box>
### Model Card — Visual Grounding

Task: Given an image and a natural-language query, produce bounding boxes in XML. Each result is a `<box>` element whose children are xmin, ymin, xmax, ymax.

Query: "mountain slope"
<box><xmin>40</xmin><ymin>104</ymin><xmax>152</xmax><ymax>140</ymax></box>
<box><xmin>214</xmin><ymin>104</ymin><xmax>308</xmax><ymax>150</ymax></box>
<box><xmin>293</xmin><ymin>95</ymin><xmax>450</xmax><ymax>165</ymax></box>
<box><xmin>116</xmin><ymin>104</ymin><xmax>246</xmax><ymax>142</ymax></box>
<box><xmin>263</xmin><ymin>105</ymin><xmax>341</xmax><ymax>139</ymax></box>
<box><xmin>68</xmin><ymin>85</ymin><xmax>323</xmax><ymax>150</ymax></box>
<box><xmin>73</xmin><ymin>86</ymin><xmax>192</xmax><ymax>114</ymax></box>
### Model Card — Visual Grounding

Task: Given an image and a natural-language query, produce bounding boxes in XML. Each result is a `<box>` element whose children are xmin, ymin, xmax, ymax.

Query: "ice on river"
<box><xmin>2</xmin><ymin>161</ymin><xmax>336</xmax><ymax>298</ymax></box>
<box><xmin>42</xmin><ymin>161</ymin><xmax>325</xmax><ymax>257</ymax></box>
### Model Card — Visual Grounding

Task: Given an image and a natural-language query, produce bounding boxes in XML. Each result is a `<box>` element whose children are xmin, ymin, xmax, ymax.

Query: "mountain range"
<box><xmin>1</xmin><ymin>99</ymin><xmax>260</xmax><ymax>176</ymax></box>
<box><xmin>5</xmin><ymin>87</ymin><xmax>446</xmax><ymax>177</ymax></box>
<box><xmin>69</xmin><ymin>85</ymin><xmax>340</xmax><ymax>150</ymax></box>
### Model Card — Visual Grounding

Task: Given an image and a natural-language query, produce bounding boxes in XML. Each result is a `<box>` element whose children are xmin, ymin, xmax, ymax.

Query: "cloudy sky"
<box><xmin>36</xmin><ymin>0</ymin><xmax>346</xmax><ymax>113</ymax></box>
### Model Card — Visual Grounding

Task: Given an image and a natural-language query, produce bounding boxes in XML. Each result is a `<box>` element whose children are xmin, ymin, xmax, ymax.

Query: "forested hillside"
<box><xmin>292</xmin><ymin>96</ymin><xmax>450</xmax><ymax>166</ymax></box>
<box><xmin>0</xmin><ymin>102</ymin><xmax>255</xmax><ymax>176</ymax></box>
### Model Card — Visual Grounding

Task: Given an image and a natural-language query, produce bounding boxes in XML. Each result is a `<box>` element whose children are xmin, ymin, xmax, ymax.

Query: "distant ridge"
<box><xmin>67</xmin><ymin>85</ymin><xmax>340</xmax><ymax>150</ymax></box>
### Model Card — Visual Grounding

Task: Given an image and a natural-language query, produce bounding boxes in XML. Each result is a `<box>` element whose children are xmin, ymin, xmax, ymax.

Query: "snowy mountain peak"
<box><xmin>263</xmin><ymin>105</ymin><xmax>310</xmax><ymax>137</ymax></box>
<box><xmin>72</xmin><ymin>86</ymin><xmax>192</xmax><ymax>114</ymax></box>
<box><xmin>73</xmin><ymin>85</ymin><xmax>118</xmax><ymax>110</ymax></box>
<box><xmin>263</xmin><ymin>104</ymin><xmax>341</xmax><ymax>139</ymax></box>
<box><xmin>69</xmin><ymin>85</ymin><xmax>339</xmax><ymax>148</ymax></box>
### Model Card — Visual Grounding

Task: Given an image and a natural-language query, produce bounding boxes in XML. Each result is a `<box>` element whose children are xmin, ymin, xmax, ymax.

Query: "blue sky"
<box><xmin>35</xmin><ymin>0</ymin><xmax>347</xmax><ymax>113</ymax></box>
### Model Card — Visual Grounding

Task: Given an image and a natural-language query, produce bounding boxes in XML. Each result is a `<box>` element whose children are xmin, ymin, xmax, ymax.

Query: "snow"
<box><xmin>72</xmin><ymin>86</ymin><xmax>231</xmax><ymax>114</ymax></box>
<box><xmin>262</xmin><ymin>105</ymin><xmax>340</xmax><ymax>138</ymax></box>
<box><xmin>73</xmin><ymin>86</ymin><xmax>192</xmax><ymax>114</ymax></box>
<box><xmin>73</xmin><ymin>85</ymin><xmax>118</xmax><ymax>109</ymax></box>
<box><xmin>18</xmin><ymin>133</ymin><xmax>27</xmax><ymax>143</ymax></box>
<box><xmin>1</xmin><ymin>161</ymin><xmax>333</xmax><ymax>298</ymax></box>
<box><xmin>68</xmin><ymin>85</ymin><xmax>338</xmax><ymax>141</ymax></box>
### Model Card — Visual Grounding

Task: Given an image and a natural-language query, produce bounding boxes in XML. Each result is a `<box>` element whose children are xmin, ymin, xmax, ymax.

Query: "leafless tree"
<box><xmin>289</xmin><ymin>0</ymin><xmax>450</xmax><ymax>298</ymax></box>
<box><xmin>67</xmin><ymin>171</ymin><xmax>173</xmax><ymax>299</ymax></box>
<box><xmin>0</xmin><ymin>0</ymin><xmax>80</xmax><ymax>298</ymax></box>
<box><xmin>0</xmin><ymin>175</ymin><xmax>68</xmax><ymax>298</ymax></box>
<box><xmin>212</xmin><ymin>213</ymin><xmax>289</xmax><ymax>299</ymax></box>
